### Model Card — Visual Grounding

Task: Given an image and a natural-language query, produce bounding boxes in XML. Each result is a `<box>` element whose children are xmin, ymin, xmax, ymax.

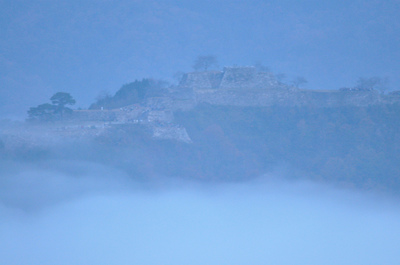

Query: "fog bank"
<box><xmin>1</xmin><ymin>165</ymin><xmax>400</xmax><ymax>265</ymax></box>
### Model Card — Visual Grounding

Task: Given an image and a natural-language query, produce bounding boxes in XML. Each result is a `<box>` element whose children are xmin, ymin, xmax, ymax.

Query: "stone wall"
<box><xmin>152</xmin><ymin>125</ymin><xmax>192</xmax><ymax>143</ymax></box>
<box><xmin>70</xmin><ymin>67</ymin><xmax>398</xmax><ymax>124</ymax></box>
<box><xmin>219</xmin><ymin>67</ymin><xmax>278</xmax><ymax>89</ymax></box>
<box><xmin>179</xmin><ymin>66</ymin><xmax>279</xmax><ymax>91</ymax></box>
<box><xmin>179</xmin><ymin>71</ymin><xmax>223</xmax><ymax>90</ymax></box>
<box><xmin>148</xmin><ymin>110</ymin><xmax>174</xmax><ymax>123</ymax></box>
<box><xmin>194</xmin><ymin>88</ymin><xmax>386</xmax><ymax>107</ymax></box>
<box><xmin>71</xmin><ymin>110</ymin><xmax>118</xmax><ymax>122</ymax></box>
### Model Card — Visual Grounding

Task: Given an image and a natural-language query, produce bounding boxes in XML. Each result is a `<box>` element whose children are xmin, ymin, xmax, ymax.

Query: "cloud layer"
<box><xmin>1</xmin><ymin>165</ymin><xmax>399</xmax><ymax>265</ymax></box>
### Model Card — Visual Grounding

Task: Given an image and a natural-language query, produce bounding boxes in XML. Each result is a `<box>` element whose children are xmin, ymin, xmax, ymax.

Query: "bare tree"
<box><xmin>254</xmin><ymin>61</ymin><xmax>270</xmax><ymax>72</ymax></box>
<box><xmin>275</xmin><ymin>73</ymin><xmax>286</xmax><ymax>84</ymax></box>
<box><xmin>192</xmin><ymin>55</ymin><xmax>218</xmax><ymax>71</ymax></box>
<box><xmin>173</xmin><ymin>71</ymin><xmax>185</xmax><ymax>84</ymax></box>
<box><xmin>376</xmin><ymin>77</ymin><xmax>390</xmax><ymax>94</ymax></box>
<box><xmin>356</xmin><ymin>76</ymin><xmax>389</xmax><ymax>94</ymax></box>
<box><xmin>96</xmin><ymin>90</ymin><xmax>112</xmax><ymax>102</ymax></box>
<box><xmin>292</xmin><ymin>76</ymin><xmax>308</xmax><ymax>88</ymax></box>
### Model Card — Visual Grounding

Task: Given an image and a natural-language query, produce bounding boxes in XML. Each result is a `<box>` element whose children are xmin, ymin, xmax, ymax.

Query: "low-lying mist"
<box><xmin>1</xmin><ymin>161</ymin><xmax>400</xmax><ymax>265</ymax></box>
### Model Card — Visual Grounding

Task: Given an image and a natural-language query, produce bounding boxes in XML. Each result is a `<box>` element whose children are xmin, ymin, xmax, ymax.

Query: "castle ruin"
<box><xmin>55</xmin><ymin>66</ymin><xmax>398</xmax><ymax>143</ymax></box>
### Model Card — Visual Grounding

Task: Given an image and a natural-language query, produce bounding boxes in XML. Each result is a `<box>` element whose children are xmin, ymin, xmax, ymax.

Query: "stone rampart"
<box><xmin>180</xmin><ymin>66</ymin><xmax>279</xmax><ymax>91</ymax></box>
<box><xmin>179</xmin><ymin>71</ymin><xmax>223</xmax><ymax>90</ymax></box>
<box><xmin>71</xmin><ymin>67</ymin><xmax>399</xmax><ymax>124</ymax></box>
<box><xmin>219</xmin><ymin>67</ymin><xmax>278</xmax><ymax>89</ymax></box>
<box><xmin>194</xmin><ymin>88</ymin><xmax>385</xmax><ymax>107</ymax></box>
<box><xmin>71</xmin><ymin>110</ymin><xmax>118</xmax><ymax>122</ymax></box>
<box><xmin>152</xmin><ymin>125</ymin><xmax>192</xmax><ymax>143</ymax></box>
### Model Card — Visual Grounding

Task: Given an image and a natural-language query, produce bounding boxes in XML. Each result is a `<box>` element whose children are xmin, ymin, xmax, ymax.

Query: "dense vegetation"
<box><xmin>27</xmin><ymin>92</ymin><xmax>76</xmax><ymax>122</ymax></box>
<box><xmin>174</xmin><ymin>104</ymin><xmax>400</xmax><ymax>190</ymax></box>
<box><xmin>7</xmin><ymin>103</ymin><xmax>400</xmax><ymax>193</ymax></box>
<box><xmin>89</xmin><ymin>78</ymin><xmax>168</xmax><ymax>110</ymax></box>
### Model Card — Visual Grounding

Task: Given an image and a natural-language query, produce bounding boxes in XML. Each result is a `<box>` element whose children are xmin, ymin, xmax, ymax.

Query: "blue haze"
<box><xmin>1</xmin><ymin>2</ymin><xmax>400</xmax><ymax>264</ymax></box>
<box><xmin>1</xmin><ymin>0</ymin><xmax>400</xmax><ymax>118</ymax></box>
<box><xmin>0</xmin><ymin>165</ymin><xmax>400</xmax><ymax>264</ymax></box>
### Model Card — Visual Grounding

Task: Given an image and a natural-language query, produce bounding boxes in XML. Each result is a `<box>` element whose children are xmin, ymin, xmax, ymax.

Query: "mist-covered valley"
<box><xmin>2</xmin><ymin>102</ymin><xmax>400</xmax><ymax>192</ymax></box>
<box><xmin>1</xmin><ymin>162</ymin><xmax>400</xmax><ymax>265</ymax></box>
<box><xmin>1</xmin><ymin>101</ymin><xmax>400</xmax><ymax>264</ymax></box>
<box><xmin>2</xmin><ymin>0</ymin><xmax>400</xmax><ymax>264</ymax></box>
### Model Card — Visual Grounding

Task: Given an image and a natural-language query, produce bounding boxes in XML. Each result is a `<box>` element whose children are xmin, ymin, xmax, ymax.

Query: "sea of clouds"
<box><xmin>1</xmin><ymin>161</ymin><xmax>400</xmax><ymax>265</ymax></box>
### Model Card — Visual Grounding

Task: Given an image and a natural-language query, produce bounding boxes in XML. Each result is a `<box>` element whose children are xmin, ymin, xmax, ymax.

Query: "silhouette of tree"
<box><xmin>193</xmin><ymin>55</ymin><xmax>218</xmax><ymax>71</ymax></box>
<box><xmin>50</xmin><ymin>92</ymin><xmax>76</xmax><ymax>107</ymax></box>
<box><xmin>254</xmin><ymin>61</ymin><xmax>270</xmax><ymax>72</ymax></box>
<box><xmin>27</xmin><ymin>103</ymin><xmax>56</xmax><ymax>121</ymax></box>
<box><xmin>292</xmin><ymin>76</ymin><xmax>308</xmax><ymax>88</ymax></box>
<box><xmin>275</xmin><ymin>73</ymin><xmax>286</xmax><ymax>84</ymax></box>
<box><xmin>27</xmin><ymin>92</ymin><xmax>76</xmax><ymax>121</ymax></box>
<box><xmin>356</xmin><ymin>77</ymin><xmax>389</xmax><ymax>93</ymax></box>
<box><xmin>173</xmin><ymin>71</ymin><xmax>185</xmax><ymax>84</ymax></box>
<box><xmin>50</xmin><ymin>92</ymin><xmax>76</xmax><ymax>116</ymax></box>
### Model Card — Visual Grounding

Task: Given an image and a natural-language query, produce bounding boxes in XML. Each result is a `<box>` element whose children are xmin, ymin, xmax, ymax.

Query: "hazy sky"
<box><xmin>1</xmin><ymin>0</ymin><xmax>400</xmax><ymax>118</ymax></box>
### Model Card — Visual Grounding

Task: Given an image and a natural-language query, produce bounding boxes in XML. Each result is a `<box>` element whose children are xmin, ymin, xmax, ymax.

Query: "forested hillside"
<box><xmin>175</xmin><ymin>104</ymin><xmax>400</xmax><ymax>191</ymax></box>
<box><xmin>3</xmin><ymin>103</ymin><xmax>399</xmax><ymax>194</ymax></box>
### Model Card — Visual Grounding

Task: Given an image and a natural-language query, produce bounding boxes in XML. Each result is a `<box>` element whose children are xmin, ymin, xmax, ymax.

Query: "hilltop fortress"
<box><xmin>3</xmin><ymin>66</ymin><xmax>400</xmax><ymax>148</ymax></box>
<box><xmin>83</xmin><ymin>66</ymin><xmax>397</xmax><ymax>114</ymax></box>
<box><xmin>178</xmin><ymin>66</ymin><xmax>392</xmax><ymax>108</ymax></box>
<box><xmin>47</xmin><ymin>66</ymin><xmax>400</xmax><ymax>142</ymax></box>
